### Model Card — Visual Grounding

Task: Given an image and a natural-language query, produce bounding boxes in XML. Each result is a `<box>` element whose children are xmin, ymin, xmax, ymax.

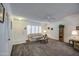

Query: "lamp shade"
<box><xmin>72</xmin><ymin>30</ymin><xmax>78</xmax><ymax>36</ymax></box>
<box><xmin>43</xmin><ymin>30</ymin><xmax>46</xmax><ymax>33</ymax></box>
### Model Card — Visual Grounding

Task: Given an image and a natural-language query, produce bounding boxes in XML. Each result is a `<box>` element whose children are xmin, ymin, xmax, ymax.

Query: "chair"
<box><xmin>74</xmin><ymin>41</ymin><xmax>79</xmax><ymax>51</ymax></box>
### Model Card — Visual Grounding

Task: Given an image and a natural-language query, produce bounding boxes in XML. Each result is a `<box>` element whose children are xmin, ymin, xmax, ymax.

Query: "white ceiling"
<box><xmin>10</xmin><ymin>3</ymin><xmax>79</xmax><ymax>22</ymax></box>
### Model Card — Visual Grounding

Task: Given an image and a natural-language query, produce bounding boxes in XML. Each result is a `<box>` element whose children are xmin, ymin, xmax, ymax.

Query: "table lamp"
<box><xmin>43</xmin><ymin>30</ymin><xmax>47</xmax><ymax>35</ymax></box>
<box><xmin>44</xmin><ymin>30</ymin><xmax>46</xmax><ymax>33</ymax></box>
<box><xmin>72</xmin><ymin>30</ymin><xmax>78</xmax><ymax>39</ymax></box>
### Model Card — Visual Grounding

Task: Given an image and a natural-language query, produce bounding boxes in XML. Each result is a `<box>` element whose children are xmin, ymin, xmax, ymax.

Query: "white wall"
<box><xmin>64</xmin><ymin>15</ymin><xmax>79</xmax><ymax>42</ymax></box>
<box><xmin>12</xmin><ymin>20</ymin><xmax>27</xmax><ymax>44</ymax></box>
<box><xmin>0</xmin><ymin>3</ymin><xmax>12</xmax><ymax>56</ymax></box>
<box><xmin>12</xmin><ymin>19</ymin><xmax>42</xmax><ymax>44</ymax></box>
<box><xmin>0</xmin><ymin>19</ymin><xmax>9</xmax><ymax>55</ymax></box>
<box><xmin>46</xmin><ymin>21</ymin><xmax>65</xmax><ymax>40</ymax></box>
<box><xmin>46</xmin><ymin>14</ymin><xmax>79</xmax><ymax>43</ymax></box>
<box><xmin>4</xmin><ymin>3</ymin><xmax>13</xmax><ymax>56</ymax></box>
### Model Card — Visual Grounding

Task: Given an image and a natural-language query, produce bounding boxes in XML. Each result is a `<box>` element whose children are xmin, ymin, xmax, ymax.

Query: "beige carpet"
<box><xmin>11</xmin><ymin>39</ymin><xmax>79</xmax><ymax>56</ymax></box>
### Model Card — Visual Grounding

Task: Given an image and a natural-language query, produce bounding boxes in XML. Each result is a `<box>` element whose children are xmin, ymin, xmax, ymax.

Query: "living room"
<box><xmin>10</xmin><ymin>3</ymin><xmax>79</xmax><ymax>55</ymax></box>
<box><xmin>0</xmin><ymin>3</ymin><xmax>79</xmax><ymax>56</ymax></box>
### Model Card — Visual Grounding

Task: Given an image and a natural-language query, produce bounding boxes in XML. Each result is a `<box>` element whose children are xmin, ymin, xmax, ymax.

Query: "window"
<box><xmin>39</xmin><ymin>26</ymin><xmax>42</xmax><ymax>33</ymax></box>
<box><xmin>27</xmin><ymin>25</ymin><xmax>42</xmax><ymax>34</ymax></box>
<box><xmin>36</xmin><ymin>26</ymin><xmax>38</xmax><ymax>33</ymax></box>
<box><xmin>27</xmin><ymin>25</ymin><xmax>31</xmax><ymax>34</ymax></box>
<box><xmin>32</xmin><ymin>26</ymin><xmax>35</xmax><ymax>33</ymax></box>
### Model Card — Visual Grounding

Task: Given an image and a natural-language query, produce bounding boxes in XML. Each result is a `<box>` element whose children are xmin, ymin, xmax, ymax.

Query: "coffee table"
<box><xmin>39</xmin><ymin>39</ymin><xmax>48</xmax><ymax>44</ymax></box>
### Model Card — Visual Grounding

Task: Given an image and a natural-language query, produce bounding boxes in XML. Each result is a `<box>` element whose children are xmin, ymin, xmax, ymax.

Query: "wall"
<box><xmin>0</xmin><ymin>19</ymin><xmax>9</xmax><ymax>55</ymax></box>
<box><xmin>46</xmin><ymin>21</ymin><xmax>65</xmax><ymax>40</ymax></box>
<box><xmin>12</xmin><ymin>20</ymin><xmax>27</xmax><ymax>44</ymax></box>
<box><xmin>12</xmin><ymin>19</ymin><xmax>42</xmax><ymax>44</ymax></box>
<box><xmin>46</xmin><ymin>14</ymin><xmax>79</xmax><ymax>43</ymax></box>
<box><xmin>64</xmin><ymin>15</ymin><xmax>79</xmax><ymax>42</ymax></box>
<box><xmin>0</xmin><ymin>3</ymin><xmax>12</xmax><ymax>56</ymax></box>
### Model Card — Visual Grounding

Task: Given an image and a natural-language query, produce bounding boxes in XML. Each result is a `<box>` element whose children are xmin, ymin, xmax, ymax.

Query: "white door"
<box><xmin>6</xmin><ymin>13</ymin><xmax>12</xmax><ymax>56</ymax></box>
<box><xmin>0</xmin><ymin>12</ymin><xmax>12</xmax><ymax>56</ymax></box>
<box><xmin>0</xmin><ymin>15</ymin><xmax>9</xmax><ymax>56</ymax></box>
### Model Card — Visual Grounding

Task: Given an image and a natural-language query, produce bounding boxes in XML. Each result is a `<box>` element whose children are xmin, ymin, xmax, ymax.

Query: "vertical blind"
<box><xmin>27</xmin><ymin>25</ymin><xmax>42</xmax><ymax>34</ymax></box>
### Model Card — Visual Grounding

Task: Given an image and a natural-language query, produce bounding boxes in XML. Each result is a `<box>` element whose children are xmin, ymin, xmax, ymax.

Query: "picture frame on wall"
<box><xmin>76</xmin><ymin>26</ymin><xmax>79</xmax><ymax>30</ymax></box>
<box><xmin>51</xmin><ymin>28</ymin><xmax>53</xmax><ymax>30</ymax></box>
<box><xmin>48</xmin><ymin>27</ymin><xmax>50</xmax><ymax>29</ymax></box>
<box><xmin>0</xmin><ymin>3</ymin><xmax>5</xmax><ymax>23</ymax></box>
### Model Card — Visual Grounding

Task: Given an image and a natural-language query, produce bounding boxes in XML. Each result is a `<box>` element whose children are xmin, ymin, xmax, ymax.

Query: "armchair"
<box><xmin>74</xmin><ymin>40</ymin><xmax>79</xmax><ymax>51</ymax></box>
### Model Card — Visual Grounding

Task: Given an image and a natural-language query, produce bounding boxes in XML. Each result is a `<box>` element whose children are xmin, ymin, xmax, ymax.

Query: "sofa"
<box><xmin>28</xmin><ymin>33</ymin><xmax>43</xmax><ymax>41</ymax></box>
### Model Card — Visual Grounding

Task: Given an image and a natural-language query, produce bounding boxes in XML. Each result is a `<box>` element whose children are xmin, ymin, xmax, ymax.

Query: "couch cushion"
<box><xmin>28</xmin><ymin>33</ymin><xmax>43</xmax><ymax>41</ymax></box>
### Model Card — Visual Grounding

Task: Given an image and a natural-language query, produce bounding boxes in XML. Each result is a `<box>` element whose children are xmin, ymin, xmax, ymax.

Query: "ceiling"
<box><xmin>10</xmin><ymin>3</ymin><xmax>79</xmax><ymax>22</ymax></box>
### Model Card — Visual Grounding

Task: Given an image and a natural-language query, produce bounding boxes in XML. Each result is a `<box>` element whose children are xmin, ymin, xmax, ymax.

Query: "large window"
<box><xmin>27</xmin><ymin>25</ymin><xmax>42</xmax><ymax>34</ymax></box>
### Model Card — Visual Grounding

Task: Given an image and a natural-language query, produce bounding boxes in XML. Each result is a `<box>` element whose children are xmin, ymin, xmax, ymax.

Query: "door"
<box><xmin>0</xmin><ymin>11</ymin><xmax>12</xmax><ymax>56</ymax></box>
<box><xmin>6</xmin><ymin>12</ymin><xmax>12</xmax><ymax>56</ymax></box>
<box><xmin>59</xmin><ymin>25</ymin><xmax>64</xmax><ymax>42</ymax></box>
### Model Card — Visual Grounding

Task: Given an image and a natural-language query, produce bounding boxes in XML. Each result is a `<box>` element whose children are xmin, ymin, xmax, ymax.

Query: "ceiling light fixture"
<box><xmin>12</xmin><ymin>16</ymin><xmax>25</xmax><ymax>21</ymax></box>
<box><xmin>18</xmin><ymin>17</ymin><xmax>23</xmax><ymax>21</ymax></box>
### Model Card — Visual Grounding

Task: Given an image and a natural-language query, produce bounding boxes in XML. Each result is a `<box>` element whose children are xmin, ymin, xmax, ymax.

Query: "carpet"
<box><xmin>11</xmin><ymin>39</ymin><xmax>79</xmax><ymax>56</ymax></box>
